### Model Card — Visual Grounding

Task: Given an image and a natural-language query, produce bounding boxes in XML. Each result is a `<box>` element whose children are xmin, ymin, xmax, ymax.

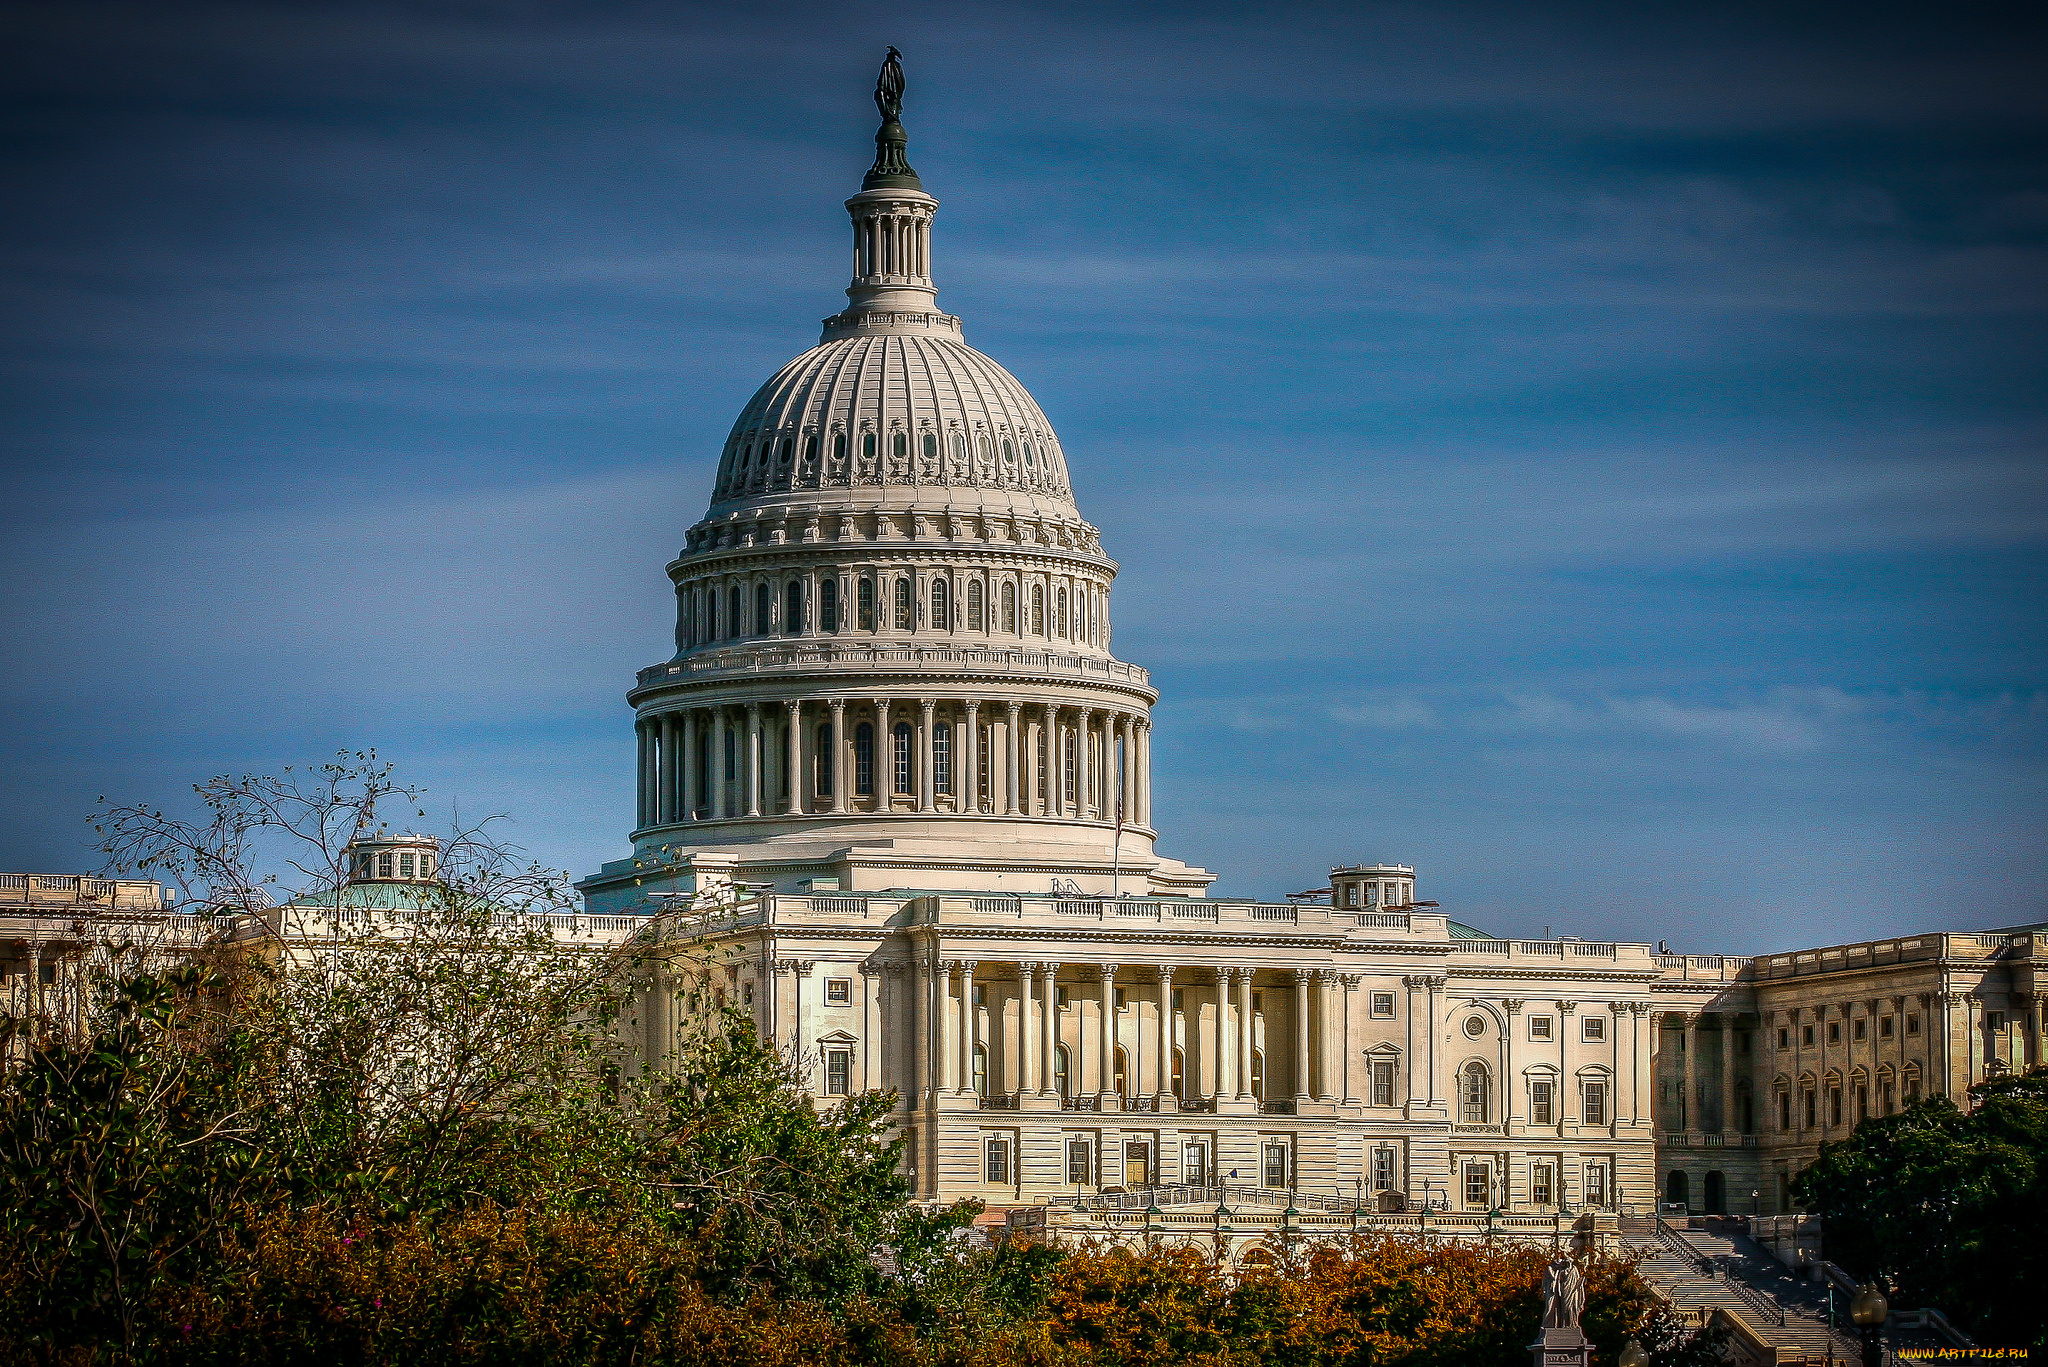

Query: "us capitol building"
<box><xmin>559</xmin><ymin>57</ymin><xmax>2046</xmax><ymax>1240</ymax></box>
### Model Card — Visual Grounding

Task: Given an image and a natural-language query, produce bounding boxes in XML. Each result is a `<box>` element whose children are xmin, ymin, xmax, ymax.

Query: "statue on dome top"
<box><xmin>875</xmin><ymin>46</ymin><xmax>905</xmax><ymax>123</ymax></box>
<box><xmin>864</xmin><ymin>47</ymin><xmax>921</xmax><ymax>190</ymax></box>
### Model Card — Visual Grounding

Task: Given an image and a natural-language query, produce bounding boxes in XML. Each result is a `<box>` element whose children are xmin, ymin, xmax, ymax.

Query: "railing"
<box><xmin>1259</xmin><ymin>1099</ymin><xmax>1297</xmax><ymax>1115</ymax></box>
<box><xmin>1655</xmin><ymin>1218</ymin><xmax>1714</xmax><ymax>1276</ymax></box>
<box><xmin>0</xmin><ymin>873</ymin><xmax>168</xmax><ymax>911</ymax></box>
<box><xmin>1246</xmin><ymin>906</ymin><xmax>1297</xmax><ymax>922</ymax></box>
<box><xmin>1356</xmin><ymin>912</ymin><xmax>1410</xmax><ymax>929</ymax></box>
<box><xmin>1176</xmin><ymin>1096</ymin><xmax>1217</xmax><ymax>1113</ymax></box>
<box><xmin>970</xmin><ymin>897</ymin><xmax>1019</xmax><ymax>914</ymax></box>
<box><xmin>809</xmin><ymin>896</ymin><xmax>870</xmax><ymax>917</ymax></box>
<box><xmin>634</xmin><ymin>643</ymin><xmax>1151</xmax><ymax>690</ymax></box>
<box><xmin>1721</xmin><ymin>1270</ymin><xmax>1786</xmax><ymax>1326</ymax></box>
<box><xmin>1060</xmin><ymin>1095</ymin><xmax>1101</xmax><ymax>1112</ymax></box>
<box><xmin>977</xmin><ymin>1092</ymin><xmax>1020</xmax><ymax>1111</ymax></box>
<box><xmin>1055</xmin><ymin>900</ymin><xmax>1103</xmax><ymax>917</ymax></box>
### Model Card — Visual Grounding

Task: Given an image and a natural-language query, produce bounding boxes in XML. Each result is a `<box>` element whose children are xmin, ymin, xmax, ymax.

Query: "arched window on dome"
<box><xmin>1055</xmin><ymin>587</ymin><xmax>1068</xmax><ymax>639</ymax></box>
<box><xmin>894</xmin><ymin>577</ymin><xmax>913</xmax><ymax>632</ymax></box>
<box><xmin>1062</xmin><ymin>726</ymin><xmax>1077</xmax><ymax>808</ymax></box>
<box><xmin>966</xmin><ymin>580</ymin><xmax>984</xmax><ymax>632</ymax></box>
<box><xmin>892</xmin><ymin>722</ymin><xmax>913</xmax><ymax>795</ymax></box>
<box><xmin>952</xmin><ymin>430</ymin><xmax>967</xmax><ymax>468</ymax></box>
<box><xmin>1001</xmin><ymin>581</ymin><xmax>1017</xmax><ymax>634</ymax></box>
<box><xmin>819</xmin><ymin>577</ymin><xmax>839</xmax><ymax>633</ymax></box>
<box><xmin>814</xmin><ymin>722</ymin><xmax>833</xmax><ymax>797</ymax></box>
<box><xmin>803</xmin><ymin>434</ymin><xmax>818</xmax><ymax>468</ymax></box>
<box><xmin>783</xmin><ymin>580</ymin><xmax>803</xmax><ymax>636</ymax></box>
<box><xmin>930</xmin><ymin>578</ymin><xmax>949</xmax><ymax>631</ymax></box>
<box><xmin>754</xmin><ymin>582</ymin><xmax>771</xmax><ymax>636</ymax></box>
<box><xmin>933</xmin><ymin>722</ymin><xmax>952</xmax><ymax>794</ymax></box>
<box><xmin>853</xmin><ymin>723</ymin><xmax>874</xmax><ymax>796</ymax></box>
<box><xmin>862</xmin><ymin>431</ymin><xmax>876</xmax><ymax>466</ymax></box>
<box><xmin>1030</xmin><ymin>584</ymin><xmax>1045</xmax><ymax>635</ymax></box>
<box><xmin>892</xmin><ymin>431</ymin><xmax>907</xmax><ymax>462</ymax></box>
<box><xmin>727</xmin><ymin>586</ymin><xmax>741</xmax><ymax>640</ymax></box>
<box><xmin>1023</xmin><ymin>441</ymin><xmax>1036</xmax><ymax>467</ymax></box>
<box><xmin>1001</xmin><ymin>438</ymin><xmax>1014</xmax><ymax>467</ymax></box>
<box><xmin>857</xmin><ymin>576</ymin><xmax>876</xmax><ymax>632</ymax></box>
<box><xmin>778</xmin><ymin>437</ymin><xmax>794</xmax><ymax>471</ymax></box>
<box><xmin>923</xmin><ymin>431</ymin><xmax>938</xmax><ymax>463</ymax></box>
<box><xmin>833</xmin><ymin>432</ymin><xmax>848</xmax><ymax>465</ymax></box>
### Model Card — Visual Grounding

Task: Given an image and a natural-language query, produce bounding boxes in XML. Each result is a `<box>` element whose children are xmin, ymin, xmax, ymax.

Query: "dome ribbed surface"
<box><xmin>709</xmin><ymin>333</ymin><xmax>1075</xmax><ymax>507</ymax></box>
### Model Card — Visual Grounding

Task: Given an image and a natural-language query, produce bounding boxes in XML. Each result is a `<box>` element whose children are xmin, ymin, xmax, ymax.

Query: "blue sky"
<box><xmin>2</xmin><ymin>1</ymin><xmax>2043</xmax><ymax>951</ymax></box>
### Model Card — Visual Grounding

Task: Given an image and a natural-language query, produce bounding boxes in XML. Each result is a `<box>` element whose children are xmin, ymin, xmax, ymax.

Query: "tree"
<box><xmin>1795</xmin><ymin>1068</ymin><xmax>2048</xmax><ymax>1347</ymax></box>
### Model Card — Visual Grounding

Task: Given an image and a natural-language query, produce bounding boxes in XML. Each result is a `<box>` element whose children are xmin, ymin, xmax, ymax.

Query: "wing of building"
<box><xmin>572</xmin><ymin>58</ymin><xmax>2047</xmax><ymax>1242</ymax></box>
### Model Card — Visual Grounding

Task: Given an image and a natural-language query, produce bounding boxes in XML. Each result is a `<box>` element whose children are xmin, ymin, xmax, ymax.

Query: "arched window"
<box><xmin>1250</xmin><ymin>1049</ymin><xmax>1265</xmax><ymax>1100</ymax></box>
<box><xmin>892</xmin><ymin>722</ymin><xmax>913</xmax><ymax>794</ymax></box>
<box><xmin>819</xmin><ymin>577</ymin><xmax>839</xmax><ymax>633</ymax></box>
<box><xmin>1460</xmin><ymin>1062</ymin><xmax>1491</xmax><ymax>1124</ymax></box>
<box><xmin>1002</xmin><ymin>438</ymin><xmax>1014</xmax><ymax>465</ymax></box>
<box><xmin>966</xmin><ymin>579</ymin><xmax>984</xmax><ymax>631</ymax></box>
<box><xmin>723</xmin><ymin>725</ymin><xmax>736</xmax><ymax>787</ymax></box>
<box><xmin>1030</xmin><ymin>584</ymin><xmax>1045</xmax><ymax>635</ymax></box>
<box><xmin>857</xmin><ymin>576</ymin><xmax>876</xmax><ymax>631</ymax></box>
<box><xmin>783</xmin><ymin>580</ymin><xmax>804</xmax><ymax>636</ymax></box>
<box><xmin>892</xmin><ymin>431</ymin><xmax>907</xmax><ymax>462</ymax></box>
<box><xmin>803</xmin><ymin>434</ymin><xmax>818</xmax><ymax>468</ymax></box>
<box><xmin>923</xmin><ymin>431</ymin><xmax>938</xmax><ymax>463</ymax></box>
<box><xmin>862</xmin><ymin>431</ymin><xmax>876</xmax><ymax>463</ymax></box>
<box><xmin>1113</xmin><ymin>1045</ymin><xmax>1129</xmax><ymax>1098</ymax></box>
<box><xmin>933</xmin><ymin>722</ymin><xmax>953</xmax><ymax>794</ymax></box>
<box><xmin>930</xmin><ymin>577</ymin><xmax>950</xmax><ymax>630</ymax></box>
<box><xmin>754</xmin><ymin>582</ymin><xmax>771</xmax><ymax>635</ymax></box>
<box><xmin>832</xmin><ymin>431</ymin><xmax>847</xmax><ymax>464</ymax></box>
<box><xmin>778</xmin><ymin>436</ymin><xmax>793</xmax><ymax>469</ymax></box>
<box><xmin>1000</xmin><ymin>581</ymin><xmax>1016</xmax><ymax>633</ymax></box>
<box><xmin>1062</xmin><ymin>726</ymin><xmax>1077</xmax><ymax>807</ymax></box>
<box><xmin>1665</xmin><ymin>1170</ymin><xmax>1689</xmax><ymax>1209</ymax></box>
<box><xmin>815</xmin><ymin>722</ymin><xmax>833</xmax><ymax>796</ymax></box>
<box><xmin>1055</xmin><ymin>587</ymin><xmax>1068</xmax><ymax>638</ymax></box>
<box><xmin>1053</xmin><ymin>1044</ymin><xmax>1070</xmax><ymax>1098</ymax></box>
<box><xmin>726</xmin><ymin>585</ymin><xmax>741</xmax><ymax>639</ymax></box>
<box><xmin>1171</xmin><ymin>1047</ymin><xmax>1184</xmax><ymax>1099</ymax></box>
<box><xmin>854</xmin><ymin>723</ymin><xmax>875</xmax><ymax>796</ymax></box>
<box><xmin>893</xmin><ymin>577</ymin><xmax>913</xmax><ymax>631</ymax></box>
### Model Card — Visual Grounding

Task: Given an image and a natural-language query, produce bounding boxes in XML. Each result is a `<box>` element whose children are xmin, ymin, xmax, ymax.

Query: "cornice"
<box><xmin>630</xmin><ymin>671</ymin><xmax>1157</xmax><ymax>707</ymax></box>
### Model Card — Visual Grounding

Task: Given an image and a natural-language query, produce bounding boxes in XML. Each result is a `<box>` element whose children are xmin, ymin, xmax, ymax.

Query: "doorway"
<box><xmin>1665</xmin><ymin>1169</ymin><xmax>1689</xmax><ymax>1210</ymax></box>
<box><xmin>1123</xmin><ymin>1140</ymin><xmax>1152</xmax><ymax>1189</ymax></box>
<box><xmin>1704</xmin><ymin>1170</ymin><xmax>1725</xmax><ymax>1214</ymax></box>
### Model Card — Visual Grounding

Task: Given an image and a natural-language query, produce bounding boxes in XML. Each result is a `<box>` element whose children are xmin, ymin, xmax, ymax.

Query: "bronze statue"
<box><xmin>1542</xmin><ymin>1254</ymin><xmax>1586</xmax><ymax>1329</ymax></box>
<box><xmin>875</xmin><ymin>46</ymin><xmax>904</xmax><ymax>123</ymax></box>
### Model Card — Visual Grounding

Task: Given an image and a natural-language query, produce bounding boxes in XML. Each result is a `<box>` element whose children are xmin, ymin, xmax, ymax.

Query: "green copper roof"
<box><xmin>1447</xmin><ymin>919</ymin><xmax>1496</xmax><ymax>940</ymax></box>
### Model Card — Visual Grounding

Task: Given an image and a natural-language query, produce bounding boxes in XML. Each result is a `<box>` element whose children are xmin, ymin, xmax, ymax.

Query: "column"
<box><xmin>784</xmin><ymin>701</ymin><xmax>803</xmax><ymax>815</ymax></box>
<box><xmin>1236</xmin><ymin>970</ymin><xmax>1256</xmax><ymax>1101</ymax></box>
<box><xmin>1116</xmin><ymin>713</ymin><xmax>1134</xmax><ymax>823</ymax></box>
<box><xmin>862</xmin><ymin>965</ymin><xmax>882</xmax><ymax>1092</ymax></box>
<box><xmin>1040</xmin><ymin>963</ymin><xmax>1062</xmax><ymax>1096</ymax></box>
<box><xmin>1339</xmin><ymin>974</ymin><xmax>1359</xmax><ymax>1104</ymax></box>
<box><xmin>1213</xmin><ymin>970</ymin><xmax>1232</xmax><ymax>1103</ymax></box>
<box><xmin>909</xmin><ymin>957</ymin><xmax>927</xmax><ymax>1109</ymax></box>
<box><xmin>873</xmin><ymin>699</ymin><xmax>891</xmax><ymax>807</ymax></box>
<box><xmin>828</xmin><ymin>699</ymin><xmax>848</xmax><ymax>814</ymax></box>
<box><xmin>656</xmin><ymin>714</ymin><xmax>676</xmax><ymax>824</ymax></box>
<box><xmin>1558</xmin><ymin>1001</ymin><xmax>1577</xmax><ymax>1125</ymax></box>
<box><xmin>1292</xmin><ymin>969</ymin><xmax>1313</xmax><ymax>1104</ymax></box>
<box><xmin>927</xmin><ymin>956</ymin><xmax>947</xmax><ymax>1104</ymax></box>
<box><xmin>1313</xmin><ymin>972</ymin><xmax>1336</xmax><ymax>1102</ymax></box>
<box><xmin>635</xmin><ymin>719</ymin><xmax>653</xmax><ymax>827</ymax></box>
<box><xmin>1403</xmin><ymin>976</ymin><xmax>1422</xmax><ymax>1107</ymax></box>
<box><xmin>1137</xmin><ymin>720</ymin><xmax>1152</xmax><ymax>827</ymax></box>
<box><xmin>955</xmin><ymin>961</ymin><xmax>976</xmax><ymax>1096</ymax></box>
<box><xmin>711</xmin><ymin>710</ymin><xmax>729</xmax><ymax>819</ymax></box>
<box><xmin>962</xmin><ymin>701</ymin><xmax>980</xmax><ymax>813</ymax></box>
<box><xmin>1097</xmin><ymin>963</ymin><xmax>1119</xmax><ymax>1101</ymax></box>
<box><xmin>1004</xmin><ymin>701</ymin><xmax>1022</xmax><ymax>815</ymax></box>
<box><xmin>917</xmin><ymin>699</ymin><xmax>936</xmax><ymax>813</ymax></box>
<box><xmin>1040</xmin><ymin>703</ymin><xmax>1058</xmax><ymax>816</ymax></box>
<box><xmin>680</xmin><ymin>710</ymin><xmax>699</xmax><ymax>819</ymax></box>
<box><xmin>1681</xmin><ymin>1013</ymin><xmax>1699</xmax><ymax>1132</ymax></box>
<box><xmin>1633</xmin><ymin>1005</ymin><xmax>1654</xmax><ymax>1125</ymax></box>
<box><xmin>1426</xmin><ymin>977</ymin><xmax>1446</xmax><ymax>1106</ymax></box>
<box><xmin>791</xmin><ymin>960</ymin><xmax>812</xmax><ymax>1070</ymax></box>
<box><xmin>1075</xmin><ymin>708</ymin><xmax>1095</xmax><ymax>818</ymax></box>
<box><xmin>1020</xmin><ymin>963</ymin><xmax>1040</xmax><ymax>1102</ymax></box>
<box><xmin>1503</xmin><ymin>999</ymin><xmax>1523</xmax><ymax>1125</ymax></box>
<box><xmin>1720</xmin><ymin>1013</ymin><xmax>1737</xmax><ymax>1133</ymax></box>
<box><xmin>745</xmin><ymin>703</ymin><xmax>763</xmax><ymax>817</ymax></box>
<box><xmin>1156</xmin><ymin>965</ymin><xmax>1178</xmax><ymax>1104</ymax></box>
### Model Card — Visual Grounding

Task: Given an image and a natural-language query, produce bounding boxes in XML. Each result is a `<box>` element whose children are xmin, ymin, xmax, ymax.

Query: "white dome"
<box><xmin>708</xmin><ymin>331</ymin><xmax>1076</xmax><ymax>511</ymax></box>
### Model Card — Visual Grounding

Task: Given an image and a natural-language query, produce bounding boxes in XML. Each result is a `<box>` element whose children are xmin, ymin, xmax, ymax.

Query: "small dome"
<box><xmin>707</xmin><ymin>332</ymin><xmax>1076</xmax><ymax>511</ymax></box>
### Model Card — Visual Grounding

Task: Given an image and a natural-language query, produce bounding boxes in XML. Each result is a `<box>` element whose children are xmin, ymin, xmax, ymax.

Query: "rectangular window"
<box><xmin>1056</xmin><ymin>986</ymin><xmax>1068</xmax><ymax>1010</ymax></box>
<box><xmin>1263</xmin><ymin>1142</ymin><xmax>1290</xmax><ymax>1190</ymax></box>
<box><xmin>1855</xmin><ymin>1085</ymin><xmax>1868</xmax><ymax>1121</ymax></box>
<box><xmin>377</xmin><ymin>853</ymin><xmax>394</xmax><ymax>878</ymax></box>
<box><xmin>398</xmin><ymin>852</ymin><xmax>415</xmax><ymax>878</ymax></box>
<box><xmin>1583</xmin><ymin>1163</ymin><xmax>1608</xmax><ymax>1207</ymax></box>
<box><xmin>1531</xmin><ymin>1080</ymin><xmax>1554</xmax><ymax>1125</ymax></box>
<box><xmin>1853</xmin><ymin>1018</ymin><xmax>1867</xmax><ymax>1041</ymax></box>
<box><xmin>1779</xmin><ymin>1091</ymin><xmax>1792</xmax><ymax>1130</ymax></box>
<box><xmin>858</xmin><ymin>577</ymin><xmax>876</xmax><ymax>631</ymax></box>
<box><xmin>1371</xmin><ymin>1061</ymin><xmax>1395</xmax><ymax>1107</ymax></box>
<box><xmin>1582</xmin><ymin>1015</ymin><xmax>1606</xmax><ymax>1042</ymax></box>
<box><xmin>1880</xmin><ymin>1016</ymin><xmax>1894</xmax><ymax>1038</ymax></box>
<box><xmin>1584</xmin><ymin>1081</ymin><xmax>1607</xmax><ymax>1126</ymax></box>
<box><xmin>1802</xmin><ymin>1024</ymin><xmax>1815</xmax><ymax>1046</ymax></box>
<box><xmin>1062</xmin><ymin>729</ymin><xmax>1077</xmax><ymax>806</ymax></box>
<box><xmin>1828</xmin><ymin>1021</ymin><xmax>1841</xmax><ymax>1044</ymax></box>
<box><xmin>1881</xmin><ymin>1081</ymin><xmax>1895</xmax><ymax>1114</ymax></box>
<box><xmin>1531</xmin><ymin>1163</ymin><xmax>1554</xmax><ymax>1205</ymax></box>
<box><xmin>1529</xmin><ymin>1016</ymin><xmax>1553</xmax><ymax>1040</ymax></box>
<box><xmin>1342</xmin><ymin>884</ymin><xmax>1358</xmax><ymax>907</ymax></box>
<box><xmin>1463</xmin><ymin>1163</ymin><xmax>1490</xmax><ymax>1208</ymax></box>
<box><xmin>933</xmin><ymin>722</ymin><xmax>953</xmax><ymax>794</ymax></box>
<box><xmin>1371</xmin><ymin>1146</ymin><xmax>1397</xmax><ymax>1191</ymax></box>
<box><xmin>825</xmin><ymin>1050</ymin><xmax>850</xmax><ymax>1096</ymax></box>
<box><xmin>1183</xmin><ymin>1141</ymin><xmax>1209</xmax><ymax>1187</ymax></box>
<box><xmin>1828</xmin><ymin>1088</ymin><xmax>1842</xmax><ymax>1125</ymax></box>
<box><xmin>815</xmin><ymin>723</ymin><xmax>834</xmax><ymax>795</ymax></box>
<box><xmin>1362</xmin><ymin>885</ymin><xmax>1378</xmax><ymax>905</ymax></box>
<box><xmin>1370</xmin><ymin>991</ymin><xmax>1395</xmax><ymax>1018</ymax></box>
<box><xmin>1803</xmin><ymin>1090</ymin><xmax>1816</xmax><ymax>1127</ymax></box>
<box><xmin>892</xmin><ymin>725</ymin><xmax>912</xmax><ymax>794</ymax></box>
<box><xmin>1907</xmin><ymin>1015</ymin><xmax>1920</xmax><ymax>1035</ymax></box>
<box><xmin>825</xmin><ymin>978</ymin><xmax>851</xmax><ymax>1005</ymax></box>
<box><xmin>1114</xmin><ymin>987</ymin><xmax>1127</xmax><ymax>1012</ymax></box>
<box><xmin>985</xmin><ymin>1137</ymin><xmax>1011</xmax><ymax>1184</ymax></box>
<box><xmin>1066</xmin><ymin>1138</ymin><xmax>1092</xmax><ymax>1185</ymax></box>
<box><xmin>1778</xmin><ymin>1026</ymin><xmax>1790</xmax><ymax>1049</ymax></box>
<box><xmin>1988</xmin><ymin>1011</ymin><xmax>2007</xmax><ymax>1033</ymax></box>
<box><xmin>742</xmin><ymin>982</ymin><xmax>753</xmax><ymax>1006</ymax></box>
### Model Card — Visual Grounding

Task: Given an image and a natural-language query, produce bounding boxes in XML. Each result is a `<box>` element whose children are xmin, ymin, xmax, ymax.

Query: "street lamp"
<box><xmin>1618</xmin><ymin>1340</ymin><xmax>1650</xmax><ymax>1367</ymax></box>
<box><xmin>1850</xmin><ymin>1282</ymin><xmax>1889</xmax><ymax>1367</ymax></box>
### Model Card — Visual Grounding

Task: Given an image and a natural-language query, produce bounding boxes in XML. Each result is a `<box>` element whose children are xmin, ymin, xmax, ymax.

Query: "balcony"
<box><xmin>1258</xmin><ymin>1099</ymin><xmax>1297</xmax><ymax>1116</ymax></box>
<box><xmin>977</xmin><ymin>1092</ymin><xmax>1021</xmax><ymax>1111</ymax></box>
<box><xmin>633</xmin><ymin>642</ymin><xmax>1151</xmax><ymax>692</ymax></box>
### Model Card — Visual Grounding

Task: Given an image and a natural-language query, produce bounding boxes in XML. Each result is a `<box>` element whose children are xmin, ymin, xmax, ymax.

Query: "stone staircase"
<box><xmin>1631</xmin><ymin>1222</ymin><xmax>1862</xmax><ymax>1364</ymax></box>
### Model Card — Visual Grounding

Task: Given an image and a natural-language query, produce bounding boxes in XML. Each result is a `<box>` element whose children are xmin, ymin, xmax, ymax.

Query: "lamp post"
<box><xmin>1850</xmin><ymin>1282</ymin><xmax>1889</xmax><ymax>1367</ymax></box>
<box><xmin>1618</xmin><ymin>1340</ymin><xmax>1650</xmax><ymax>1367</ymax></box>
